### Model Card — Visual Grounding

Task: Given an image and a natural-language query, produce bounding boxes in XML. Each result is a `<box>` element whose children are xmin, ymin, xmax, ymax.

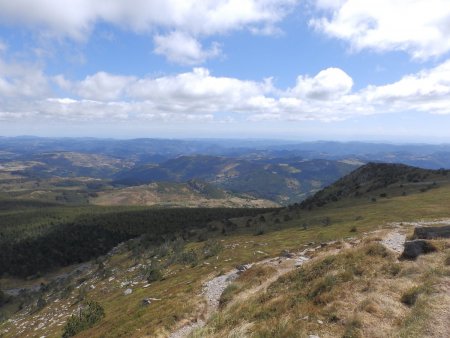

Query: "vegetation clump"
<box><xmin>146</xmin><ymin>265</ymin><xmax>163</xmax><ymax>282</ymax></box>
<box><xmin>62</xmin><ymin>301</ymin><xmax>105</xmax><ymax>338</ymax></box>
<box><xmin>400</xmin><ymin>285</ymin><xmax>426</xmax><ymax>306</ymax></box>
<box><xmin>203</xmin><ymin>239</ymin><xmax>223</xmax><ymax>258</ymax></box>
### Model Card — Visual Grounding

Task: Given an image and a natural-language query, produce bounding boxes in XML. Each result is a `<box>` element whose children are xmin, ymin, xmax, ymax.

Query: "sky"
<box><xmin>1</xmin><ymin>0</ymin><xmax>450</xmax><ymax>142</ymax></box>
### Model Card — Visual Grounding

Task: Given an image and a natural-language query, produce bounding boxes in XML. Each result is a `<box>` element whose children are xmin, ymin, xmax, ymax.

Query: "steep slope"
<box><xmin>298</xmin><ymin>162</ymin><xmax>450</xmax><ymax>210</ymax></box>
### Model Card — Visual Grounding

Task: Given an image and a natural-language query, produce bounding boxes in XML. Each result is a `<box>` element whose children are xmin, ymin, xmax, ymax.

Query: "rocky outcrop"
<box><xmin>413</xmin><ymin>226</ymin><xmax>450</xmax><ymax>239</ymax></box>
<box><xmin>400</xmin><ymin>240</ymin><xmax>437</xmax><ymax>260</ymax></box>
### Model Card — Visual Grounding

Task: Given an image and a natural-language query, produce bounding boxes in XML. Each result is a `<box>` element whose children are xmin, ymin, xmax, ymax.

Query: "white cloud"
<box><xmin>310</xmin><ymin>0</ymin><xmax>450</xmax><ymax>59</ymax></box>
<box><xmin>290</xmin><ymin>67</ymin><xmax>353</xmax><ymax>100</ymax></box>
<box><xmin>0</xmin><ymin>58</ymin><xmax>49</xmax><ymax>98</ymax></box>
<box><xmin>154</xmin><ymin>32</ymin><xmax>221</xmax><ymax>65</ymax></box>
<box><xmin>4</xmin><ymin>58</ymin><xmax>450</xmax><ymax>123</ymax></box>
<box><xmin>0</xmin><ymin>0</ymin><xmax>298</xmax><ymax>63</ymax></box>
<box><xmin>73</xmin><ymin>72</ymin><xmax>136</xmax><ymax>101</ymax></box>
<box><xmin>363</xmin><ymin>59</ymin><xmax>450</xmax><ymax>114</ymax></box>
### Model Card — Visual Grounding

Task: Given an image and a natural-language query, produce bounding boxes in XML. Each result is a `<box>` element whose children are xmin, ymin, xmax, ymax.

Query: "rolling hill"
<box><xmin>1</xmin><ymin>163</ymin><xmax>450</xmax><ymax>338</ymax></box>
<box><xmin>90</xmin><ymin>180</ymin><xmax>278</xmax><ymax>208</ymax></box>
<box><xmin>113</xmin><ymin>156</ymin><xmax>359</xmax><ymax>204</ymax></box>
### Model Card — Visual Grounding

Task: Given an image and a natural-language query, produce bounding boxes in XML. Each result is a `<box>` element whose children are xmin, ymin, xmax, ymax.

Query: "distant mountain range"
<box><xmin>1</xmin><ymin>136</ymin><xmax>450</xmax><ymax>168</ymax></box>
<box><xmin>1</xmin><ymin>137</ymin><xmax>450</xmax><ymax>206</ymax></box>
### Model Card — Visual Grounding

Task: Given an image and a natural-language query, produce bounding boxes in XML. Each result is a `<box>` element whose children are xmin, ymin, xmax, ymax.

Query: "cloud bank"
<box><xmin>3</xmin><ymin>58</ymin><xmax>450</xmax><ymax>123</ymax></box>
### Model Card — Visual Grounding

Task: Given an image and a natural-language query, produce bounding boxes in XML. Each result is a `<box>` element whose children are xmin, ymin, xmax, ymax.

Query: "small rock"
<box><xmin>236</xmin><ymin>264</ymin><xmax>249</xmax><ymax>273</ymax></box>
<box><xmin>124</xmin><ymin>288</ymin><xmax>132</xmax><ymax>295</ymax></box>
<box><xmin>281</xmin><ymin>249</ymin><xmax>294</xmax><ymax>258</ymax></box>
<box><xmin>309</xmin><ymin>335</ymin><xmax>320</xmax><ymax>338</ymax></box>
<box><xmin>317</xmin><ymin>319</ymin><xmax>323</xmax><ymax>324</ymax></box>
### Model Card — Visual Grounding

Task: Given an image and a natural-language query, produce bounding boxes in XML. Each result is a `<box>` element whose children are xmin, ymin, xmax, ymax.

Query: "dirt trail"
<box><xmin>169</xmin><ymin>247</ymin><xmax>319</xmax><ymax>337</ymax></box>
<box><xmin>169</xmin><ymin>269</ymin><xmax>240</xmax><ymax>338</ymax></box>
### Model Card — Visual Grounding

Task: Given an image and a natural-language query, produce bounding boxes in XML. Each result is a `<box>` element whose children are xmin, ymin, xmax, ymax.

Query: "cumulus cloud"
<box><xmin>290</xmin><ymin>67</ymin><xmax>353</xmax><ymax>100</ymax></box>
<box><xmin>0</xmin><ymin>0</ymin><xmax>298</xmax><ymax>64</ymax></box>
<box><xmin>0</xmin><ymin>58</ymin><xmax>49</xmax><ymax>98</ymax></box>
<box><xmin>154</xmin><ymin>32</ymin><xmax>221</xmax><ymax>65</ymax></box>
<box><xmin>363</xmin><ymin>59</ymin><xmax>450</xmax><ymax>114</ymax></box>
<box><xmin>4</xmin><ymin>58</ymin><xmax>450</xmax><ymax>123</ymax></box>
<box><xmin>310</xmin><ymin>0</ymin><xmax>450</xmax><ymax>59</ymax></box>
<box><xmin>72</xmin><ymin>72</ymin><xmax>136</xmax><ymax>101</ymax></box>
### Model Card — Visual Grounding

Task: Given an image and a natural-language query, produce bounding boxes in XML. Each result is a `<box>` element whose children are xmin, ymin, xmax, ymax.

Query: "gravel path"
<box><xmin>203</xmin><ymin>269</ymin><xmax>239</xmax><ymax>311</ymax></box>
<box><xmin>169</xmin><ymin>269</ymin><xmax>239</xmax><ymax>338</ymax></box>
<box><xmin>169</xmin><ymin>253</ymin><xmax>312</xmax><ymax>337</ymax></box>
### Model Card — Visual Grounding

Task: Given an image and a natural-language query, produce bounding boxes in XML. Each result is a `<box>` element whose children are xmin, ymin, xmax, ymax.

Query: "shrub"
<box><xmin>146</xmin><ymin>265</ymin><xmax>163</xmax><ymax>282</ymax></box>
<box><xmin>203</xmin><ymin>240</ymin><xmax>223</xmax><ymax>258</ymax></box>
<box><xmin>179</xmin><ymin>250</ymin><xmax>198</xmax><ymax>267</ymax></box>
<box><xmin>62</xmin><ymin>301</ymin><xmax>105</xmax><ymax>338</ymax></box>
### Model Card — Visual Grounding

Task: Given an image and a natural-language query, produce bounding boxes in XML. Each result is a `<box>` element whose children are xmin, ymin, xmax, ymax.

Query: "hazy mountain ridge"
<box><xmin>2</xmin><ymin>137</ymin><xmax>450</xmax><ymax>168</ymax></box>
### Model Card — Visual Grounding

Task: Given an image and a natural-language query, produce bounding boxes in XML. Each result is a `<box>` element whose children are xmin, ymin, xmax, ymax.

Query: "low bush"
<box><xmin>203</xmin><ymin>239</ymin><xmax>223</xmax><ymax>258</ymax></box>
<box><xmin>62</xmin><ymin>301</ymin><xmax>105</xmax><ymax>338</ymax></box>
<box><xmin>146</xmin><ymin>265</ymin><xmax>163</xmax><ymax>282</ymax></box>
<box><xmin>179</xmin><ymin>250</ymin><xmax>198</xmax><ymax>267</ymax></box>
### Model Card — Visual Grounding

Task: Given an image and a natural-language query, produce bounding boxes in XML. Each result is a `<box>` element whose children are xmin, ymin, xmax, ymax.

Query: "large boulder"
<box><xmin>400</xmin><ymin>240</ymin><xmax>437</xmax><ymax>260</ymax></box>
<box><xmin>413</xmin><ymin>226</ymin><xmax>450</xmax><ymax>239</ymax></box>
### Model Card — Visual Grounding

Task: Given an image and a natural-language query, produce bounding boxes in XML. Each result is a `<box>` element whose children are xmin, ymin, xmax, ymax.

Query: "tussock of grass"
<box><xmin>400</xmin><ymin>286</ymin><xmax>424</xmax><ymax>306</ymax></box>
<box><xmin>342</xmin><ymin>316</ymin><xmax>362</xmax><ymax>338</ymax></box>
<box><xmin>445</xmin><ymin>253</ymin><xmax>450</xmax><ymax>266</ymax></box>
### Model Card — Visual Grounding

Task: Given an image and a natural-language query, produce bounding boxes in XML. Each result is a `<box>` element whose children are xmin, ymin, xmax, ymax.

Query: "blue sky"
<box><xmin>1</xmin><ymin>0</ymin><xmax>450</xmax><ymax>142</ymax></box>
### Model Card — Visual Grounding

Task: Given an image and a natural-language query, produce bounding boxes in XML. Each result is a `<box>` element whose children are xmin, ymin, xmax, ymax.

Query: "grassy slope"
<box><xmin>1</xmin><ymin>177</ymin><xmax>449</xmax><ymax>337</ymax></box>
<box><xmin>200</xmin><ymin>239</ymin><xmax>450</xmax><ymax>338</ymax></box>
<box><xmin>90</xmin><ymin>181</ymin><xmax>279</xmax><ymax>208</ymax></box>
